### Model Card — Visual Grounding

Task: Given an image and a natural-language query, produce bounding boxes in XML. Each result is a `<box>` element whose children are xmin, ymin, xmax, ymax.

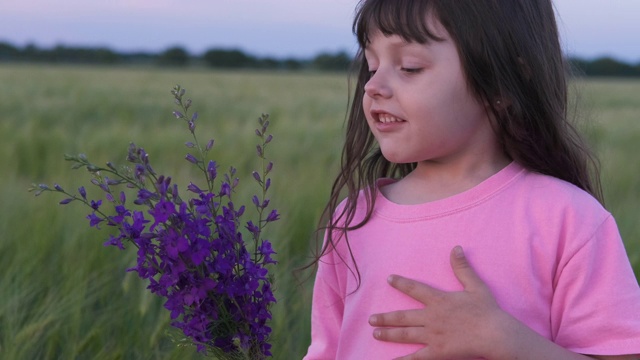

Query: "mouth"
<box><xmin>372</xmin><ymin>111</ymin><xmax>406</xmax><ymax>124</ymax></box>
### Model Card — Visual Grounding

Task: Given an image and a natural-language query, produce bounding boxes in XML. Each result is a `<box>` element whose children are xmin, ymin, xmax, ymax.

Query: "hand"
<box><xmin>368</xmin><ymin>246</ymin><xmax>507</xmax><ymax>360</ymax></box>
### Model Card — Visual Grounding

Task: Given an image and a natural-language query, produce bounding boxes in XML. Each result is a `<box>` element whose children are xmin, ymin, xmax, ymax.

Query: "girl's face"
<box><xmin>362</xmin><ymin>18</ymin><xmax>501</xmax><ymax>170</ymax></box>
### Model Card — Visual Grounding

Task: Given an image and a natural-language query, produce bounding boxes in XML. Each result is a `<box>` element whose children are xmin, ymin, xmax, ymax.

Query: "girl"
<box><xmin>304</xmin><ymin>0</ymin><xmax>640</xmax><ymax>359</ymax></box>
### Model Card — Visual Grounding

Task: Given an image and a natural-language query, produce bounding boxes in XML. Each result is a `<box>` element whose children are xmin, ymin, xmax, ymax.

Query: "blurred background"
<box><xmin>1</xmin><ymin>1</ymin><xmax>638</xmax><ymax>359</ymax></box>
<box><xmin>1</xmin><ymin>0</ymin><xmax>639</xmax><ymax>73</ymax></box>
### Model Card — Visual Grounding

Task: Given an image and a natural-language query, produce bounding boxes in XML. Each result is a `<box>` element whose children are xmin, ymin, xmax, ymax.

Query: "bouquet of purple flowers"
<box><xmin>31</xmin><ymin>85</ymin><xmax>278</xmax><ymax>359</ymax></box>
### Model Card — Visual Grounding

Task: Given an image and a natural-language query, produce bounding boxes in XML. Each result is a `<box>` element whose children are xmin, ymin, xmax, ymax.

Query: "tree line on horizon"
<box><xmin>1</xmin><ymin>41</ymin><xmax>639</xmax><ymax>76</ymax></box>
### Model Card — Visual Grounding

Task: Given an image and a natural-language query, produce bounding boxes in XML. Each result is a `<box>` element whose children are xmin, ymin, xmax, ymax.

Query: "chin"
<box><xmin>380</xmin><ymin>151</ymin><xmax>413</xmax><ymax>165</ymax></box>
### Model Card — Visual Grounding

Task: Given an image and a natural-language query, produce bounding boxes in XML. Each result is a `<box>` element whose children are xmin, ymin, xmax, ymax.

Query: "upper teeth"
<box><xmin>379</xmin><ymin>114</ymin><xmax>402</xmax><ymax>123</ymax></box>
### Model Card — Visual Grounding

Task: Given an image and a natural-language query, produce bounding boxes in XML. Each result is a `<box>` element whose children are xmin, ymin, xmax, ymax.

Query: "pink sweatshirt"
<box><xmin>304</xmin><ymin>162</ymin><xmax>640</xmax><ymax>359</ymax></box>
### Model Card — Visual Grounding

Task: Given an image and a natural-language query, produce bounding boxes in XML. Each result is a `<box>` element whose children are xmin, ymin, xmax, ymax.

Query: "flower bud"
<box><xmin>78</xmin><ymin>186</ymin><xmax>87</xmax><ymax>199</ymax></box>
<box><xmin>205</xmin><ymin>139</ymin><xmax>214</xmax><ymax>151</ymax></box>
<box><xmin>105</xmin><ymin>177</ymin><xmax>120</xmax><ymax>185</ymax></box>
<box><xmin>173</xmin><ymin>111</ymin><xmax>184</xmax><ymax>119</ymax></box>
<box><xmin>266</xmin><ymin>209</ymin><xmax>280</xmax><ymax>222</ymax></box>
<box><xmin>187</xmin><ymin>182</ymin><xmax>202</xmax><ymax>194</ymax></box>
<box><xmin>185</xmin><ymin>153</ymin><xmax>198</xmax><ymax>164</ymax></box>
<box><xmin>220</xmin><ymin>182</ymin><xmax>231</xmax><ymax>197</ymax></box>
<box><xmin>207</xmin><ymin>160</ymin><xmax>217</xmax><ymax>180</ymax></box>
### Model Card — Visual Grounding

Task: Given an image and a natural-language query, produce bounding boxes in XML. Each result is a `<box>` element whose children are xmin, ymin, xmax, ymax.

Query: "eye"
<box><xmin>367</xmin><ymin>69</ymin><xmax>377</xmax><ymax>78</ymax></box>
<box><xmin>401</xmin><ymin>67</ymin><xmax>422</xmax><ymax>74</ymax></box>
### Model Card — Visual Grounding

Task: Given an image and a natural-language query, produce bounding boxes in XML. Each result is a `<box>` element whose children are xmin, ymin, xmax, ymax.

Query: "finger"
<box><xmin>373</xmin><ymin>326</ymin><xmax>427</xmax><ymax>344</ymax></box>
<box><xmin>369</xmin><ymin>309</ymin><xmax>425</xmax><ymax>327</ymax></box>
<box><xmin>449</xmin><ymin>245</ymin><xmax>485</xmax><ymax>291</ymax></box>
<box><xmin>387</xmin><ymin>275</ymin><xmax>441</xmax><ymax>303</ymax></box>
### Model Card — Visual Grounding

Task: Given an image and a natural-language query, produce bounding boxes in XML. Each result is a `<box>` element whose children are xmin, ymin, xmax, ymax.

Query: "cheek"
<box><xmin>361</xmin><ymin>96</ymin><xmax>374</xmax><ymax>123</ymax></box>
<box><xmin>362</xmin><ymin>93</ymin><xmax>371</xmax><ymax>110</ymax></box>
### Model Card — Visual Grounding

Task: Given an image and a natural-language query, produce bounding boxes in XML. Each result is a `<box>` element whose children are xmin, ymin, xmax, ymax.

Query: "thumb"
<box><xmin>450</xmin><ymin>245</ymin><xmax>485</xmax><ymax>290</ymax></box>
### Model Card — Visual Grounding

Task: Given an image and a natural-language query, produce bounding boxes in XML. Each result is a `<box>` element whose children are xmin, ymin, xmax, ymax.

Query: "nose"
<box><xmin>363</xmin><ymin>70</ymin><xmax>392</xmax><ymax>99</ymax></box>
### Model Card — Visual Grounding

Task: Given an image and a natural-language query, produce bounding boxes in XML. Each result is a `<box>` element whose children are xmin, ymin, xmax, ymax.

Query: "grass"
<box><xmin>0</xmin><ymin>64</ymin><xmax>638</xmax><ymax>359</ymax></box>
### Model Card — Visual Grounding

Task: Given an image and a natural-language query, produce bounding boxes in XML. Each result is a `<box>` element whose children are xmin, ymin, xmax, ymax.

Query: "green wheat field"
<box><xmin>1</xmin><ymin>64</ymin><xmax>638</xmax><ymax>359</ymax></box>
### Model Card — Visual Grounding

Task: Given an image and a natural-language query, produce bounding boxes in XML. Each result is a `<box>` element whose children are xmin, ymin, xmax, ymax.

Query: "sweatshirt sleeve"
<box><xmin>303</xmin><ymin>244</ymin><xmax>346</xmax><ymax>360</ymax></box>
<box><xmin>551</xmin><ymin>214</ymin><xmax>640</xmax><ymax>355</ymax></box>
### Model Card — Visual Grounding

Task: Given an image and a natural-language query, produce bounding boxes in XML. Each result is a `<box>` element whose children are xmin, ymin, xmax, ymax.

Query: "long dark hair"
<box><xmin>309</xmin><ymin>0</ymin><xmax>602</xmax><ymax>278</ymax></box>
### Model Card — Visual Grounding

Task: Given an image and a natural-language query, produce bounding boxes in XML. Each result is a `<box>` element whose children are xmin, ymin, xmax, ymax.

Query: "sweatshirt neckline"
<box><xmin>374</xmin><ymin>161</ymin><xmax>525</xmax><ymax>221</ymax></box>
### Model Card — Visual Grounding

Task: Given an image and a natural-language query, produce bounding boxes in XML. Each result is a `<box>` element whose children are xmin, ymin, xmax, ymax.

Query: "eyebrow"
<box><xmin>364</xmin><ymin>38</ymin><xmax>433</xmax><ymax>57</ymax></box>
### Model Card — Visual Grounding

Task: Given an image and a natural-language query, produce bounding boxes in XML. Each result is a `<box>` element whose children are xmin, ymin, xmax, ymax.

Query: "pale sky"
<box><xmin>0</xmin><ymin>0</ymin><xmax>638</xmax><ymax>62</ymax></box>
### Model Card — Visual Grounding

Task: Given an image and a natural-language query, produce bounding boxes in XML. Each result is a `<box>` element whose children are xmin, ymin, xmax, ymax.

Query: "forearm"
<box><xmin>486</xmin><ymin>311</ymin><xmax>635</xmax><ymax>360</ymax></box>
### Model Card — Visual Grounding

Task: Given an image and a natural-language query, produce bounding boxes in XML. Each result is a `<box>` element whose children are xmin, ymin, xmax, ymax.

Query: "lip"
<box><xmin>370</xmin><ymin>110</ymin><xmax>407</xmax><ymax>132</ymax></box>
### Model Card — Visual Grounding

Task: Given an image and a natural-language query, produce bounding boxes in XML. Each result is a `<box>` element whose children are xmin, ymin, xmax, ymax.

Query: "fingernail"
<box><xmin>369</xmin><ymin>315</ymin><xmax>377</xmax><ymax>325</ymax></box>
<box><xmin>453</xmin><ymin>245</ymin><xmax>464</xmax><ymax>258</ymax></box>
<box><xmin>387</xmin><ymin>275</ymin><xmax>394</xmax><ymax>284</ymax></box>
<box><xmin>373</xmin><ymin>329</ymin><xmax>381</xmax><ymax>339</ymax></box>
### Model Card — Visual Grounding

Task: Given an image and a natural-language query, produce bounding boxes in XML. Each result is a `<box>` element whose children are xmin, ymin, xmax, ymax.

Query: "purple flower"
<box><xmin>259</xmin><ymin>241</ymin><xmax>277</xmax><ymax>264</ymax></box>
<box><xmin>110</xmin><ymin>205</ymin><xmax>131</xmax><ymax>225</ymax></box>
<box><xmin>135</xmin><ymin>188</ymin><xmax>155</xmax><ymax>205</ymax></box>
<box><xmin>104</xmin><ymin>234</ymin><xmax>125</xmax><ymax>250</ymax></box>
<box><xmin>40</xmin><ymin>87</ymin><xmax>278</xmax><ymax>358</ymax></box>
<box><xmin>90</xmin><ymin>199</ymin><xmax>102</xmax><ymax>210</ymax></box>
<box><xmin>86</xmin><ymin>212</ymin><xmax>103</xmax><ymax>228</ymax></box>
<box><xmin>149</xmin><ymin>199</ymin><xmax>175</xmax><ymax>229</ymax></box>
